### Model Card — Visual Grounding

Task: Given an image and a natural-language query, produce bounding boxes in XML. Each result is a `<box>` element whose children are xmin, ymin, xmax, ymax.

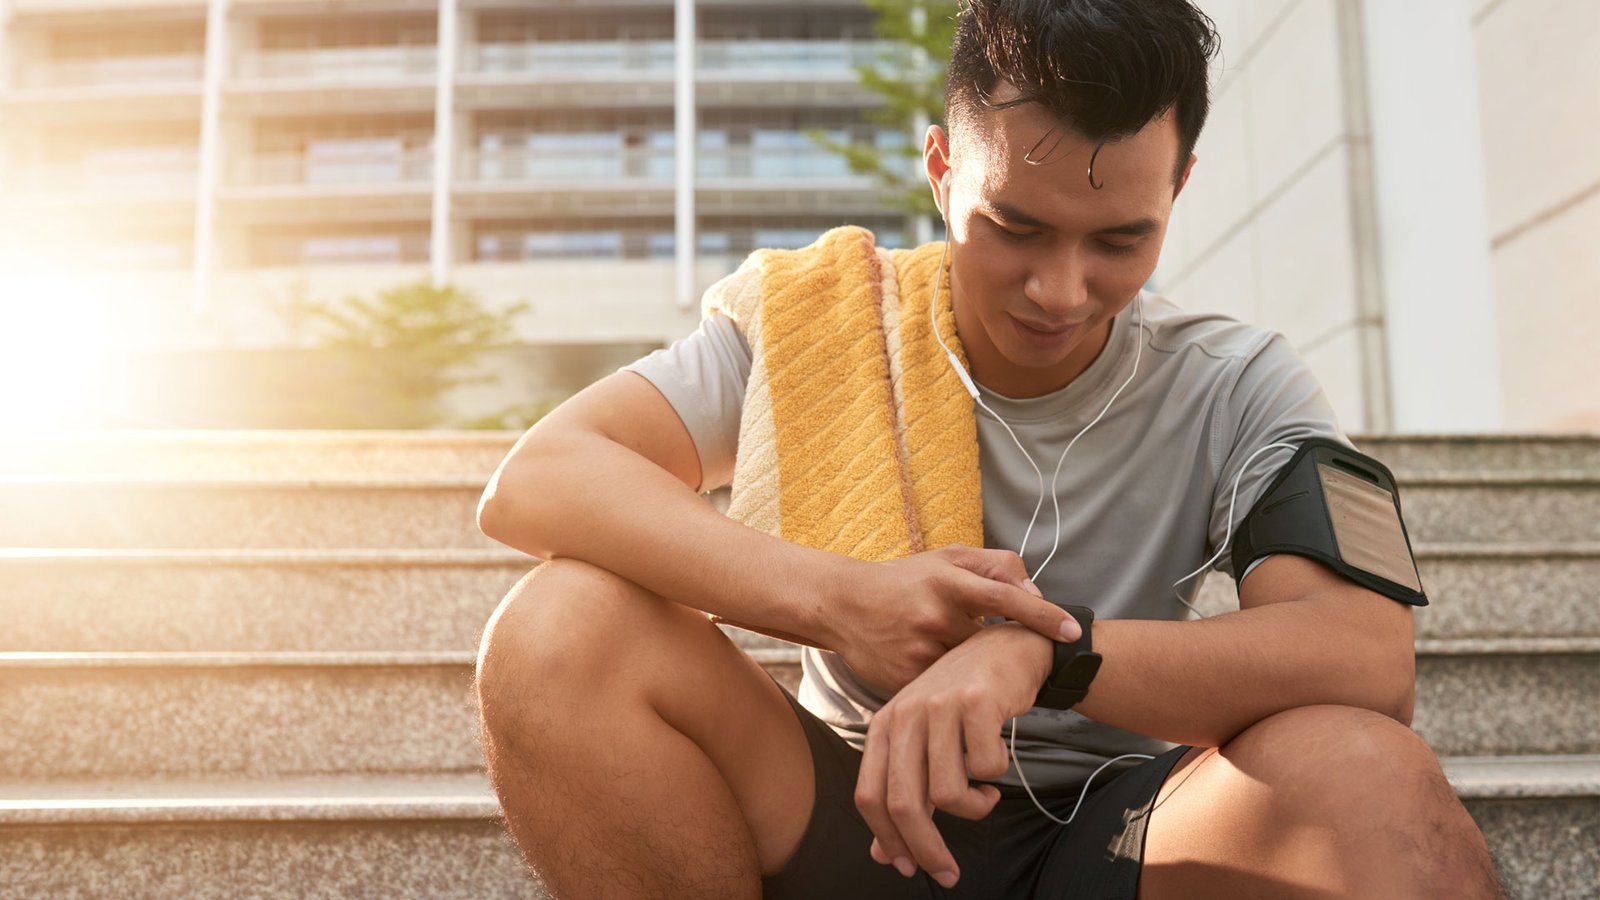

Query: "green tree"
<box><xmin>813</xmin><ymin>0</ymin><xmax>959</xmax><ymax>216</ymax></box>
<box><xmin>272</xmin><ymin>279</ymin><xmax>541</xmax><ymax>430</ymax></box>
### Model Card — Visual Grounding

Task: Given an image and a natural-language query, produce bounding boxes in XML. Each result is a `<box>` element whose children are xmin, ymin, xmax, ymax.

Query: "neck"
<box><xmin>961</xmin><ymin>315</ymin><xmax>1116</xmax><ymax>400</ymax></box>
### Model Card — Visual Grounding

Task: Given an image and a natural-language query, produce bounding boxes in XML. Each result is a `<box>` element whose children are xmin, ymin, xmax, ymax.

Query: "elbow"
<box><xmin>476</xmin><ymin>478</ymin><xmax>511</xmax><ymax>541</ymax></box>
<box><xmin>1385</xmin><ymin>648</ymin><xmax>1416</xmax><ymax>727</ymax></box>
<box><xmin>1370</xmin><ymin>631</ymin><xmax>1416</xmax><ymax>727</ymax></box>
<box><xmin>476</xmin><ymin>457</ymin><xmax>535</xmax><ymax>543</ymax></box>
<box><xmin>475</xmin><ymin>487</ymin><xmax>503</xmax><ymax>539</ymax></box>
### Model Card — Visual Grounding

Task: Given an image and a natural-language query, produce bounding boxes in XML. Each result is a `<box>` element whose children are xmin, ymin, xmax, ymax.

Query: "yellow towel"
<box><xmin>703</xmin><ymin>225</ymin><xmax>984</xmax><ymax>562</ymax></box>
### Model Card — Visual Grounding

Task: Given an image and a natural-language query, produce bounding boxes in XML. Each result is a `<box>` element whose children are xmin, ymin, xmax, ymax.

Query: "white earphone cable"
<box><xmin>926</xmin><ymin>235</ymin><xmax>1291</xmax><ymax>826</ymax></box>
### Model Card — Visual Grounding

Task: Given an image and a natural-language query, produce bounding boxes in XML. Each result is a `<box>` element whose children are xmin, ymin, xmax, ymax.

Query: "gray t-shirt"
<box><xmin>622</xmin><ymin>289</ymin><xmax>1347</xmax><ymax>790</ymax></box>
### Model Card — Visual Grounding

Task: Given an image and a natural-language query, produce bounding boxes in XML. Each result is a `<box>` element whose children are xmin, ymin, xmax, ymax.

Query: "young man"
<box><xmin>474</xmin><ymin>1</ymin><xmax>1504</xmax><ymax>896</ymax></box>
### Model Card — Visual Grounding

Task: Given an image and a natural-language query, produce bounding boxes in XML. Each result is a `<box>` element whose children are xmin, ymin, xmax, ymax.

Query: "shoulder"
<box><xmin>1139</xmin><ymin>291</ymin><xmax>1280</xmax><ymax>366</ymax></box>
<box><xmin>1135</xmin><ymin>291</ymin><xmax>1337</xmax><ymax>433</ymax></box>
<box><xmin>700</xmin><ymin>225</ymin><xmax>881</xmax><ymax>327</ymax></box>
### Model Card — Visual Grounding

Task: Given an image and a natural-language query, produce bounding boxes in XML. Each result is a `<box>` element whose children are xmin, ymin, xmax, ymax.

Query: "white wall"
<box><xmin>1159</xmin><ymin>0</ymin><xmax>1385</xmax><ymax>432</ymax></box>
<box><xmin>1474</xmin><ymin>0</ymin><xmax>1600</xmax><ymax>430</ymax></box>
<box><xmin>1166</xmin><ymin>0</ymin><xmax>1600</xmax><ymax>434</ymax></box>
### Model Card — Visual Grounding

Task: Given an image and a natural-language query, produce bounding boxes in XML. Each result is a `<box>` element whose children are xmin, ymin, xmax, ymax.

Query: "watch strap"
<box><xmin>1033</xmin><ymin>605</ymin><xmax>1102</xmax><ymax>710</ymax></box>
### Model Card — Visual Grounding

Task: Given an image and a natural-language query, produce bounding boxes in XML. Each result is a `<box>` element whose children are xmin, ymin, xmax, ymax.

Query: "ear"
<box><xmin>924</xmin><ymin>124</ymin><xmax>953</xmax><ymax>217</ymax></box>
<box><xmin>1173</xmin><ymin>152</ymin><xmax>1198</xmax><ymax>201</ymax></box>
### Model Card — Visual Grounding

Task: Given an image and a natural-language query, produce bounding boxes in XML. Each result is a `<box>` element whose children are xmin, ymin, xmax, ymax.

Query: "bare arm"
<box><xmin>849</xmin><ymin>541</ymin><xmax>1417</xmax><ymax>887</ymax></box>
<box><xmin>477</xmin><ymin>370</ymin><xmax>848</xmax><ymax>648</ymax></box>
<box><xmin>477</xmin><ymin>369</ymin><xmax>1078</xmax><ymax>687</ymax></box>
<box><xmin>991</xmin><ymin>553</ymin><xmax>1416</xmax><ymax>748</ymax></box>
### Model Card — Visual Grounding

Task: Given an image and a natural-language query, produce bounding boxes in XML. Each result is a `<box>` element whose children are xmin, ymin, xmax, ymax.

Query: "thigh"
<box><xmin>478</xmin><ymin>558</ymin><xmax>816</xmax><ymax>875</ymax></box>
<box><xmin>1137</xmin><ymin>705</ymin><xmax>1454</xmax><ymax>900</ymax></box>
<box><xmin>1021</xmin><ymin>746</ymin><xmax>1193</xmax><ymax>900</ymax></box>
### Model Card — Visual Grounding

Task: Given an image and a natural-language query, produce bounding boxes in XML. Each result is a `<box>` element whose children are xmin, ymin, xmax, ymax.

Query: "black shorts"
<box><xmin>761</xmin><ymin>674</ymin><xmax>1190</xmax><ymax>900</ymax></box>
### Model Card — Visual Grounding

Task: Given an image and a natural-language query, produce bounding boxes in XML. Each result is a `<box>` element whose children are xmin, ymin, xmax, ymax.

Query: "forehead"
<box><xmin>952</xmin><ymin>99</ymin><xmax>1181</xmax><ymax>219</ymax></box>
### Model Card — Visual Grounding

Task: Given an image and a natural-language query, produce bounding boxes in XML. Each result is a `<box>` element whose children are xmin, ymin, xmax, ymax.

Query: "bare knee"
<box><xmin>475</xmin><ymin>558</ymin><xmax>642</xmax><ymax>736</ymax></box>
<box><xmin>1224</xmin><ymin>705</ymin><xmax>1447</xmax><ymax>818</ymax></box>
<box><xmin>1223</xmin><ymin>705</ymin><xmax>1496</xmax><ymax>889</ymax></box>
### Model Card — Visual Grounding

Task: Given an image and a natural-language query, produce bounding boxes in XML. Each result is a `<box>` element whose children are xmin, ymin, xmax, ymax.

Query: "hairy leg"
<box><xmin>475</xmin><ymin>558</ymin><xmax>816</xmax><ymax>899</ymax></box>
<box><xmin>1140</xmin><ymin>705</ymin><xmax>1503</xmax><ymax>899</ymax></box>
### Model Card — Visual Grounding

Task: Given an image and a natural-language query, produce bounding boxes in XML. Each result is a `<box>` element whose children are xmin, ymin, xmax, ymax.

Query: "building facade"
<box><xmin>2</xmin><ymin>0</ymin><xmax>1596</xmax><ymax>432</ymax></box>
<box><xmin>0</xmin><ymin>0</ymin><xmax>924</xmax><ymax>426</ymax></box>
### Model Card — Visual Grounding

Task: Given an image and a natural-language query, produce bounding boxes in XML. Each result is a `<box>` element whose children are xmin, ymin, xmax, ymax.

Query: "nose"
<box><xmin>1022</xmin><ymin>245</ymin><xmax>1091</xmax><ymax>317</ymax></box>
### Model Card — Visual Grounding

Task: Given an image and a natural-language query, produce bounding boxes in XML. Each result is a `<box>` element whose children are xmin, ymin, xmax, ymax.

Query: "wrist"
<box><xmin>795</xmin><ymin>547</ymin><xmax>859</xmax><ymax>650</ymax></box>
<box><xmin>986</xmin><ymin>620</ymin><xmax>1055</xmax><ymax>689</ymax></box>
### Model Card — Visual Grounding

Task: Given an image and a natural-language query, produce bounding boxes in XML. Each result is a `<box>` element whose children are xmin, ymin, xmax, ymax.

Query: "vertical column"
<box><xmin>910</xmin><ymin>1</ymin><xmax>932</xmax><ymax>245</ymax></box>
<box><xmin>1359</xmin><ymin>0</ymin><xmax>1502</xmax><ymax>431</ymax></box>
<box><xmin>674</xmin><ymin>0</ymin><xmax>696</xmax><ymax>310</ymax></box>
<box><xmin>431</xmin><ymin>0</ymin><xmax>458</xmax><ymax>288</ymax></box>
<box><xmin>1335</xmin><ymin>0</ymin><xmax>1392</xmax><ymax>433</ymax></box>
<box><xmin>0</xmin><ymin>0</ymin><xmax>12</xmax><ymax>192</ymax></box>
<box><xmin>192</xmin><ymin>0</ymin><xmax>229</xmax><ymax>315</ymax></box>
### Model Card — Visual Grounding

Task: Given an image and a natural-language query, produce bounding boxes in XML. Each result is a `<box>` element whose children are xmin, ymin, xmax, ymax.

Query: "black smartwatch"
<box><xmin>1033</xmin><ymin>605</ymin><xmax>1102</xmax><ymax>710</ymax></box>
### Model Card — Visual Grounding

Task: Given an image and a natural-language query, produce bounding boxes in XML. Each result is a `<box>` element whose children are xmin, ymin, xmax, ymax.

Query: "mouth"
<box><xmin>1012</xmin><ymin>316</ymin><xmax>1084</xmax><ymax>335</ymax></box>
<box><xmin>1010</xmin><ymin>314</ymin><xmax>1088</xmax><ymax>344</ymax></box>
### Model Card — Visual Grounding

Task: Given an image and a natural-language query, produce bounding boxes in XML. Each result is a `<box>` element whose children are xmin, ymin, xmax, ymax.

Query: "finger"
<box><xmin>855</xmin><ymin>719</ymin><xmax>913</xmax><ymax>877</ymax></box>
<box><xmin>885</xmin><ymin>714</ymin><xmax>960</xmax><ymax>883</ymax></box>
<box><xmin>943</xmin><ymin>546</ymin><xmax>1039</xmax><ymax>593</ymax></box>
<box><xmin>964</xmin><ymin>713</ymin><xmax>1013</xmax><ymax>783</ymax></box>
<box><xmin>955</xmin><ymin>569</ymin><xmax>1079</xmax><ymax>642</ymax></box>
<box><xmin>928</xmin><ymin>702</ymin><xmax>1001</xmax><ymax>821</ymax></box>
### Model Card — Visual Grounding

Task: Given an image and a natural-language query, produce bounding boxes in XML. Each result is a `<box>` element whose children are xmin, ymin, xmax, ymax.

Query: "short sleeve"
<box><xmin>619</xmin><ymin>310</ymin><xmax>752</xmax><ymax>493</ymax></box>
<box><xmin>1207</xmin><ymin>334</ymin><xmax>1350</xmax><ymax>582</ymax></box>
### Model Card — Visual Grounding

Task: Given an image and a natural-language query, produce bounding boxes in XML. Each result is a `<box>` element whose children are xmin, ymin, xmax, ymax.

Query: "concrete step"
<box><xmin>1190</xmin><ymin>542</ymin><xmax>1600</xmax><ymax>640</ymax></box>
<box><xmin>0</xmin><ymin>548</ymin><xmax>532</xmax><ymax>653</ymax></box>
<box><xmin>0</xmin><ymin>759</ymin><xmax>1593</xmax><ymax>900</ymax></box>
<box><xmin>0</xmin><ymin>773</ymin><xmax>547</xmax><ymax>899</ymax></box>
<box><xmin>4</xmin><ymin>543</ymin><xmax>1593</xmax><ymax>654</ymax></box>
<box><xmin>3</xmin><ymin>431</ymin><xmax>1594</xmax><ymax>481</ymax></box>
<box><xmin>1446</xmin><ymin>755</ymin><xmax>1600</xmax><ymax>900</ymax></box>
<box><xmin>1354</xmin><ymin>434</ymin><xmax>1600</xmax><ymax>476</ymax></box>
<box><xmin>0</xmin><ymin>652</ymin><xmax>488</xmax><ymax>781</ymax></box>
<box><xmin>0</xmin><ymin>430</ymin><xmax>515</xmax><ymax>481</ymax></box>
<box><xmin>1400</xmin><ymin>472</ymin><xmax>1600</xmax><ymax>544</ymax></box>
<box><xmin>0</xmin><ymin>640</ymin><xmax>1588</xmax><ymax>781</ymax></box>
<box><xmin>0</xmin><ymin>647</ymin><xmax>801</xmax><ymax>781</ymax></box>
<box><xmin>0</xmin><ymin>476</ymin><xmax>495</xmax><ymax>550</ymax></box>
<box><xmin>2</xmin><ymin>471</ymin><xmax>1597</xmax><ymax>549</ymax></box>
<box><xmin>1413</xmin><ymin>638</ymin><xmax>1600</xmax><ymax>758</ymax></box>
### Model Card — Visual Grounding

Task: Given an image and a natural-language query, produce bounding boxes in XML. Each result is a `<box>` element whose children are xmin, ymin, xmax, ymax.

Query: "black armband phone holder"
<box><xmin>1231</xmin><ymin>438</ymin><xmax>1428</xmax><ymax>607</ymax></box>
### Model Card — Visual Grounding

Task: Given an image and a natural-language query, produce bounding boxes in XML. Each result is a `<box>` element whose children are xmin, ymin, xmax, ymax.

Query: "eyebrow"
<box><xmin>989</xmin><ymin>201</ymin><xmax>1159</xmax><ymax>237</ymax></box>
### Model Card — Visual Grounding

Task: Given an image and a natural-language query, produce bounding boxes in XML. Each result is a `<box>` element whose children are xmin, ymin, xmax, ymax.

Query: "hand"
<box><xmin>826</xmin><ymin>544</ymin><xmax>1079</xmax><ymax>695</ymax></box>
<box><xmin>853</xmin><ymin>622</ymin><xmax>1052</xmax><ymax>888</ymax></box>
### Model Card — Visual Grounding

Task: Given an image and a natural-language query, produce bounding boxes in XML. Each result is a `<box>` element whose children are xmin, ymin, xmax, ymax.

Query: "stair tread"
<box><xmin>1</xmin><ymin>756</ymin><xmax>1594</xmax><ymax>827</ymax></box>
<box><xmin>3</xmin><ymin>635</ymin><xmax>1596</xmax><ymax>669</ymax></box>
<box><xmin>0</xmin><ymin>772</ymin><xmax>497</xmax><ymax>824</ymax></box>
<box><xmin>0</xmin><ymin>547</ymin><xmax>531</xmax><ymax>565</ymax></box>
<box><xmin>5</xmin><ymin>542</ymin><xmax>1600</xmax><ymax>563</ymax></box>
<box><xmin>7</xmin><ymin>471</ymin><xmax>1599</xmax><ymax>487</ymax></box>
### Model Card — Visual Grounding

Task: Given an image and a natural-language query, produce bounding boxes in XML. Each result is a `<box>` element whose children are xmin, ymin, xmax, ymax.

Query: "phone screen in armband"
<box><xmin>1317</xmin><ymin>462</ymin><xmax>1424</xmax><ymax>594</ymax></box>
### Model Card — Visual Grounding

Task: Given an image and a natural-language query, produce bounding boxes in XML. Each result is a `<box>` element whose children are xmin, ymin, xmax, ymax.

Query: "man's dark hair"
<box><xmin>945</xmin><ymin>0</ymin><xmax>1220</xmax><ymax>185</ymax></box>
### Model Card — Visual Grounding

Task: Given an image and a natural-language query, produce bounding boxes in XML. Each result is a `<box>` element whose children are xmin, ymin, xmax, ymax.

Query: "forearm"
<box><xmin>998</xmin><ymin>591</ymin><xmax>1415</xmax><ymax>748</ymax></box>
<box><xmin>478</xmin><ymin>430</ymin><xmax>849</xmax><ymax>649</ymax></box>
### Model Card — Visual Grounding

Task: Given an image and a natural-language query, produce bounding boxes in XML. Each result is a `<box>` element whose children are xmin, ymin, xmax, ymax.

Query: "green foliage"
<box><xmin>811</xmin><ymin>0</ymin><xmax>959</xmax><ymax>216</ymax></box>
<box><xmin>272</xmin><ymin>279</ymin><xmax>541</xmax><ymax>430</ymax></box>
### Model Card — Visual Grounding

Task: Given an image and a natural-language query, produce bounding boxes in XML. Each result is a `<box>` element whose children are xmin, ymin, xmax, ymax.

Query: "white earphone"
<box><xmin>928</xmin><ymin>173</ymin><xmax>1153</xmax><ymax>823</ymax></box>
<box><xmin>926</xmin><ymin>167</ymin><xmax>1281</xmax><ymax>825</ymax></box>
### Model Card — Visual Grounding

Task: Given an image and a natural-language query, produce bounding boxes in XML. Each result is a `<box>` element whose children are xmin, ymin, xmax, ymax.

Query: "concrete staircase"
<box><xmin>0</xmin><ymin>431</ymin><xmax>1595</xmax><ymax>898</ymax></box>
